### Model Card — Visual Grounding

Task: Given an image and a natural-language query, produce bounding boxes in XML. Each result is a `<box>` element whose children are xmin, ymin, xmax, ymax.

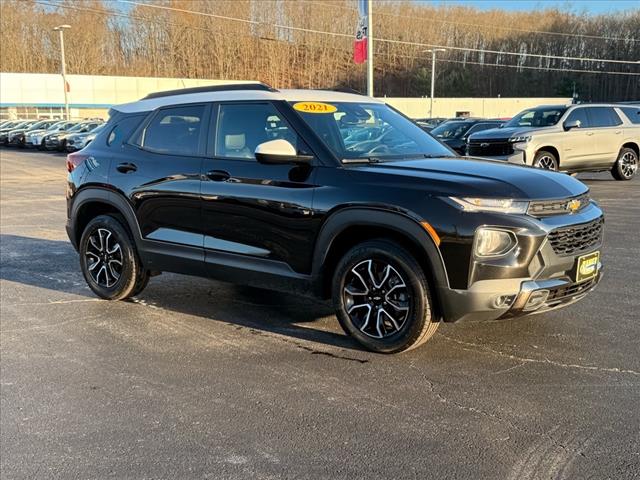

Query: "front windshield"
<box><xmin>67</xmin><ymin>123</ymin><xmax>88</xmax><ymax>133</ymax></box>
<box><xmin>27</xmin><ymin>120</ymin><xmax>49</xmax><ymax>131</ymax></box>
<box><xmin>505</xmin><ymin>107</ymin><xmax>567</xmax><ymax>128</ymax></box>
<box><xmin>430</xmin><ymin>121</ymin><xmax>472</xmax><ymax>139</ymax></box>
<box><xmin>46</xmin><ymin>121</ymin><xmax>65</xmax><ymax>131</ymax></box>
<box><xmin>291</xmin><ymin>102</ymin><xmax>453</xmax><ymax>161</ymax></box>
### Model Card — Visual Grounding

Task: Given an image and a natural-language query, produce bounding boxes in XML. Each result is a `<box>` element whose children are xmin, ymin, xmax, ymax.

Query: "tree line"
<box><xmin>1</xmin><ymin>0</ymin><xmax>638</xmax><ymax>101</ymax></box>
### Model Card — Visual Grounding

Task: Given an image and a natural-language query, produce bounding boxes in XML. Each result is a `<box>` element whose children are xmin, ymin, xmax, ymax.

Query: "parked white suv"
<box><xmin>467</xmin><ymin>104</ymin><xmax>640</xmax><ymax>180</ymax></box>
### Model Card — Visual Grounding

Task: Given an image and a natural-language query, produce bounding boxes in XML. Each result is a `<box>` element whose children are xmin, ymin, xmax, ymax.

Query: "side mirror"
<box><xmin>564</xmin><ymin>119</ymin><xmax>581</xmax><ymax>131</ymax></box>
<box><xmin>255</xmin><ymin>139</ymin><xmax>312</xmax><ymax>165</ymax></box>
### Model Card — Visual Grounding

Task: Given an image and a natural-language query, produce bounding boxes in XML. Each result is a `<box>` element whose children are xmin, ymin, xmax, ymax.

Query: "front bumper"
<box><xmin>44</xmin><ymin>138</ymin><xmax>62</xmax><ymax>149</ymax></box>
<box><xmin>439</xmin><ymin>269</ymin><xmax>602</xmax><ymax>322</ymax></box>
<box><xmin>479</xmin><ymin>150</ymin><xmax>526</xmax><ymax>164</ymax></box>
<box><xmin>437</xmin><ymin>202</ymin><xmax>604</xmax><ymax>322</ymax></box>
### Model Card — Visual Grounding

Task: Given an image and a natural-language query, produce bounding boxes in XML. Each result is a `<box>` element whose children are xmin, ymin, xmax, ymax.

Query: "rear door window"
<box><xmin>586</xmin><ymin>107</ymin><xmax>623</xmax><ymax>128</ymax></box>
<box><xmin>141</xmin><ymin>104</ymin><xmax>206</xmax><ymax>156</ymax></box>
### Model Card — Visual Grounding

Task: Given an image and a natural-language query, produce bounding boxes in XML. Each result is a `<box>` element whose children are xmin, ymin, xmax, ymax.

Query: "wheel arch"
<box><xmin>535</xmin><ymin>146</ymin><xmax>561</xmax><ymax>166</ymax></box>
<box><xmin>621</xmin><ymin>142</ymin><xmax>639</xmax><ymax>158</ymax></box>
<box><xmin>69</xmin><ymin>187</ymin><xmax>142</xmax><ymax>250</ymax></box>
<box><xmin>312</xmin><ymin>208</ymin><xmax>449</xmax><ymax>318</ymax></box>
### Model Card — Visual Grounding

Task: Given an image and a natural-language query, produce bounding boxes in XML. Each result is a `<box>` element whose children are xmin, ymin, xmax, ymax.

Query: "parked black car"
<box><xmin>66</xmin><ymin>84</ymin><xmax>604</xmax><ymax>353</ymax></box>
<box><xmin>1</xmin><ymin>120</ymin><xmax>36</xmax><ymax>145</ymax></box>
<box><xmin>430</xmin><ymin>118</ymin><xmax>504</xmax><ymax>154</ymax></box>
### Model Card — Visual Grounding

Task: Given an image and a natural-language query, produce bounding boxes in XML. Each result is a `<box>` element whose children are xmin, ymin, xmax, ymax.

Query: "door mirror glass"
<box><xmin>255</xmin><ymin>139</ymin><xmax>311</xmax><ymax>165</ymax></box>
<box><xmin>564</xmin><ymin>119</ymin><xmax>581</xmax><ymax>131</ymax></box>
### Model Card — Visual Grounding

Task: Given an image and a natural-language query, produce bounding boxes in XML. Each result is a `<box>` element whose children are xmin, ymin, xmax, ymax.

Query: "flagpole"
<box><xmin>366</xmin><ymin>0</ymin><xmax>373</xmax><ymax>97</ymax></box>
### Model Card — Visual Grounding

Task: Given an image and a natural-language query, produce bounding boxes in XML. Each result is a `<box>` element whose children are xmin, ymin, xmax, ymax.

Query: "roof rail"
<box><xmin>324</xmin><ymin>87</ymin><xmax>365</xmax><ymax>95</ymax></box>
<box><xmin>142</xmin><ymin>82</ymin><xmax>277</xmax><ymax>100</ymax></box>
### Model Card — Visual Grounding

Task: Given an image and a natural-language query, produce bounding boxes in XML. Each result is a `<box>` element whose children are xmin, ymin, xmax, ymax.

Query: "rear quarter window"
<box><xmin>620</xmin><ymin>107</ymin><xmax>640</xmax><ymax>125</ymax></box>
<box><xmin>107</xmin><ymin>114</ymin><xmax>146</xmax><ymax>147</ymax></box>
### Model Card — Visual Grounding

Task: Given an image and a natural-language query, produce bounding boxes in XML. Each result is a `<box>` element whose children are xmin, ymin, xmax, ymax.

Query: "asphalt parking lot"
<box><xmin>1</xmin><ymin>148</ymin><xmax>639</xmax><ymax>479</ymax></box>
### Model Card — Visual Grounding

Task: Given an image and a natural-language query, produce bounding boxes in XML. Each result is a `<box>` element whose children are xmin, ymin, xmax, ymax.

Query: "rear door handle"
<box><xmin>586</xmin><ymin>132</ymin><xmax>595</xmax><ymax>136</ymax></box>
<box><xmin>116</xmin><ymin>162</ymin><xmax>137</xmax><ymax>173</ymax></box>
<box><xmin>206</xmin><ymin>170</ymin><xmax>230</xmax><ymax>182</ymax></box>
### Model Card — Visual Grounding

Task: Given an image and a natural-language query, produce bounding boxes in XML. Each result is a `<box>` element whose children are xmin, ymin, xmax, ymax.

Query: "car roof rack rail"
<box><xmin>325</xmin><ymin>87</ymin><xmax>365</xmax><ymax>95</ymax></box>
<box><xmin>141</xmin><ymin>82</ymin><xmax>278</xmax><ymax>100</ymax></box>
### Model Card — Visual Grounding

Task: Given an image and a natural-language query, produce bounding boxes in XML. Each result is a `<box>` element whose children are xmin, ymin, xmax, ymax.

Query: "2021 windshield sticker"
<box><xmin>293</xmin><ymin>102</ymin><xmax>337</xmax><ymax>114</ymax></box>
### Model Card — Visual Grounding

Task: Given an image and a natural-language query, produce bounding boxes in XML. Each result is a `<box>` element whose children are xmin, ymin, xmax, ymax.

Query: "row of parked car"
<box><xmin>420</xmin><ymin>103</ymin><xmax>640</xmax><ymax>180</ymax></box>
<box><xmin>0</xmin><ymin>118</ymin><xmax>105</xmax><ymax>152</ymax></box>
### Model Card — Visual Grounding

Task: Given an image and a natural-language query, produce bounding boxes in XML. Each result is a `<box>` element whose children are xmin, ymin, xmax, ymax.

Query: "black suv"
<box><xmin>429</xmin><ymin>118</ymin><xmax>504</xmax><ymax>154</ymax></box>
<box><xmin>66</xmin><ymin>84</ymin><xmax>604</xmax><ymax>353</ymax></box>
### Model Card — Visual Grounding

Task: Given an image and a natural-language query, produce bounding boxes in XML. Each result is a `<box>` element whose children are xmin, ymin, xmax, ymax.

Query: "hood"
<box><xmin>469</xmin><ymin>126</ymin><xmax>555</xmax><ymax>142</ymax></box>
<box><xmin>352</xmin><ymin>157</ymin><xmax>588</xmax><ymax>200</ymax></box>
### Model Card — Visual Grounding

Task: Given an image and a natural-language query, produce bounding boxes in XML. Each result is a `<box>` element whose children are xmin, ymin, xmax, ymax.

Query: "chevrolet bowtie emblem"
<box><xmin>567</xmin><ymin>199</ymin><xmax>581</xmax><ymax>212</ymax></box>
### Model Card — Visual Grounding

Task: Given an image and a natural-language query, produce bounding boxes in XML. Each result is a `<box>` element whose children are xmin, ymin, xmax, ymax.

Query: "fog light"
<box><xmin>493</xmin><ymin>294</ymin><xmax>516</xmax><ymax>308</ymax></box>
<box><xmin>523</xmin><ymin>290</ymin><xmax>549</xmax><ymax>311</ymax></box>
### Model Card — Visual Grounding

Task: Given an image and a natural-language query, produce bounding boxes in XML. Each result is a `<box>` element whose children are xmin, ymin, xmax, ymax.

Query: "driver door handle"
<box><xmin>586</xmin><ymin>132</ymin><xmax>595</xmax><ymax>136</ymax></box>
<box><xmin>206</xmin><ymin>170</ymin><xmax>230</xmax><ymax>182</ymax></box>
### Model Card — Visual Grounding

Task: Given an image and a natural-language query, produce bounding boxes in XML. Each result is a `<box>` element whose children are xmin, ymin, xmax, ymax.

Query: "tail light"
<box><xmin>66</xmin><ymin>152</ymin><xmax>89</xmax><ymax>172</ymax></box>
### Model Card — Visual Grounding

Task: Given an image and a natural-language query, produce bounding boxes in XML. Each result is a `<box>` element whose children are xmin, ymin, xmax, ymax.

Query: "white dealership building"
<box><xmin>0</xmin><ymin>72</ymin><xmax>569</xmax><ymax>121</ymax></box>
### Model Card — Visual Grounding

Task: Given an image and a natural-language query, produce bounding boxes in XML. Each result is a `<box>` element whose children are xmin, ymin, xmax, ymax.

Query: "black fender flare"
<box><xmin>68</xmin><ymin>187</ymin><xmax>143</xmax><ymax>249</ymax></box>
<box><xmin>311</xmin><ymin>207</ymin><xmax>450</xmax><ymax>292</ymax></box>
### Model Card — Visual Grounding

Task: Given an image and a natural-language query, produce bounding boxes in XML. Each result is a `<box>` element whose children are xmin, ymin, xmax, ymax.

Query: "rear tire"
<box><xmin>611</xmin><ymin>147</ymin><xmax>638</xmax><ymax>181</ymax></box>
<box><xmin>533</xmin><ymin>150</ymin><xmax>559</xmax><ymax>171</ymax></box>
<box><xmin>332</xmin><ymin>239</ymin><xmax>439</xmax><ymax>353</ymax></box>
<box><xmin>79</xmin><ymin>215</ymin><xmax>148</xmax><ymax>300</ymax></box>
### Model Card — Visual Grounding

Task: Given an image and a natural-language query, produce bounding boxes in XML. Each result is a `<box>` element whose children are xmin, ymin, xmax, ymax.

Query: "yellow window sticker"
<box><xmin>293</xmin><ymin>102</ymin><xmax>337</xmax><ymax>114</ymax></box>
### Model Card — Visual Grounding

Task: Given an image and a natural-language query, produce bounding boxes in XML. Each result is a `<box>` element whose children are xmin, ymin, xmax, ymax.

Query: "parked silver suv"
<box><xmin>467</xmin><ymin>104</ymin><xmax>639</xmax><ymax>180</ymax></box>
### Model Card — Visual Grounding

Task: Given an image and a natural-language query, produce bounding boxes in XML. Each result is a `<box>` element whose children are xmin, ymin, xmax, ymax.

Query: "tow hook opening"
<box><xmin>523</xmin><ymin>289</ymin><xmax>550</xmax><ymax>311</ymax></box>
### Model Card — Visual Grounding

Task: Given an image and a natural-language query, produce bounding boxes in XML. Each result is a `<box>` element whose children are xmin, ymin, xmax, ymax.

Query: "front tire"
<box><xmin>533</xmin><ymin>150</ymin><xmax>559</xmax><ymax>171</ymax></box>
<box><xmin>611</xmin><ymin>147</ymin><xmax>638</xmax><ymax>181</ymax></box>
<box><xmin>79</xmin><ymin>215</ymin><xmax>148</xmax><ymax>300</ymax></box>
<box><xmin>332</xmin><ymin>240</ymin><xmax>439</xmax><ymax>353</ymax></box>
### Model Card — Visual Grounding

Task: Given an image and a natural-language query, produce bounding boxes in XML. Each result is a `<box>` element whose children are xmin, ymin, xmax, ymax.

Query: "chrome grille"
<box><xmin>548</xmin><ymin>217</ymin><xmax>604</xmax><ymax>256</ymax></box>
<box><xmin>528</xmin><ymin>193</ymin><xmax>590</xmax><ymax>217</ymax></box>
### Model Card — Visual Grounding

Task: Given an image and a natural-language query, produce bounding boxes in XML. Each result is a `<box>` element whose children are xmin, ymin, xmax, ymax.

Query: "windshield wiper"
<box><xmin>341</xmin><ymin>157</ymin><xmax>383</xmax><ymax>164</ymax></box>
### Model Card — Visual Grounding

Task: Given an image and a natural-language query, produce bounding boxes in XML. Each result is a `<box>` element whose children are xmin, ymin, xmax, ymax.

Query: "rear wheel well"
<box><xmin>74</xmin><ymin>201</ymin><xmax>126</xmax><ymax>246</ymax></box>
<box><xmin>622</xmin><ymin>142</ymin><xmax>639</xmax><ymax>158</ymax></box>
<box><xmin>321</xmin><ymin>225</ymin><xmax>442</xmax><ymax>317</ymax></box>
<box><xmin>536</xmin><ymin>146</ymin><xmax>560</xmax><ymax>165</ymax></box>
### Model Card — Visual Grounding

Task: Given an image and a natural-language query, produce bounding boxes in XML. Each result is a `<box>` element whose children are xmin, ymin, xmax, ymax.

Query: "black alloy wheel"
<box><xmin>332</xmin><ymin>240</ymin><xmax>439</xmax><ymax>353</ymax></box>
<box><xmin>79</xmin><ymin>215</ymin><xmax>149</xmax><ymax>300</ymax></box>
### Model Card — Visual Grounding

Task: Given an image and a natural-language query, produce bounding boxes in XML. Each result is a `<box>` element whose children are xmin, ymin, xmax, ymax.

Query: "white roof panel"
<box><xmin>112</xmin><ymin>87</ymin><xmax>382</xmax><ymax>113</ymax></box>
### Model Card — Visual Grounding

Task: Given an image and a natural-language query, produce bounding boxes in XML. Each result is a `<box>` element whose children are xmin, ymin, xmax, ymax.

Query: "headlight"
<box><xmin>474</xmin><ymin>228</ymin><xmax>517</xmax><ymax>257</ymax></box>
<box><xmin>449</xmin><ymin>197</ymin><xmax>529</xmax><ymax>214</ymax></box>
<box><xmin>509</xmin><ymin>135</ymin><xmax>531</xmax><ymax>143</ymax></box>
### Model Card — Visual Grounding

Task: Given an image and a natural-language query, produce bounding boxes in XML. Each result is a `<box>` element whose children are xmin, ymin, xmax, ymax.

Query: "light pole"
<box><xmin>424</xmin><ymin>48</ymin><xmax>446</xmax><ymax>119</ymax></box>
<box><xmin>54</xmin><ymin>25</ymin><xmax>71</xmax><ymax>120</ymax></box>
